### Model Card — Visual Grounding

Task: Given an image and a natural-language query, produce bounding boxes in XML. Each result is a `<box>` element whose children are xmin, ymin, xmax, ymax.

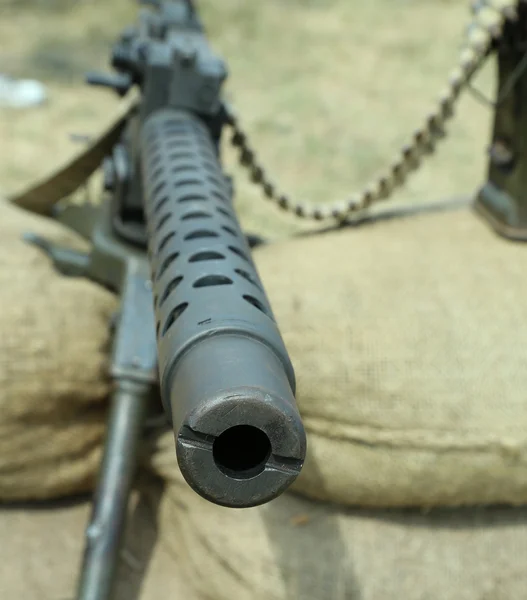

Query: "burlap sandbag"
<box><xmin>248</xmin><ymin>201</ymin><xmax>527</xmax><ymax>508</ymax></box>
<box><xmin>0</xmin><ymin>199</ymin><xmax>116</xmax><ymax>500</ymax></box>
<box><xmin>3</xmin><ymin>197</ymin><xmax>527</xmax><ymax>510</ymax></box>
<box><xmin>3</xmin><ymin>196</ymin><xmax>527</xmax><ymax>599</ymax></box>
<box><xmin>0</xmin><ymin>475</ymin><xmax>200</xmax><ymax>600</ymax></box>
<box><xmin>4</xmin><ymin>445</ymin><xmax>527</xmax><ymax>600</ymax></box>
<box><xmin>151</xmin><ymin>437</ymin><xmax>527</xmax><ymax>600</ymax></box>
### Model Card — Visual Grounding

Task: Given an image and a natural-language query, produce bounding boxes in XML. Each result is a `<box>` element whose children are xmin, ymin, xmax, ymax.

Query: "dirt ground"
<box><xmin>0</xmin><ymin>0</ymin><xmax>495</xmax><ymax>236</ymax></box>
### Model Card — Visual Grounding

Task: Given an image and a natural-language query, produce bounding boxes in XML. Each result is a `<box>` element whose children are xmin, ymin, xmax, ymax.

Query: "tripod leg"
<box><xmin>75</xmin><ymin>378</ymin><xmax>151</xmax><ymax>600</ymax></box>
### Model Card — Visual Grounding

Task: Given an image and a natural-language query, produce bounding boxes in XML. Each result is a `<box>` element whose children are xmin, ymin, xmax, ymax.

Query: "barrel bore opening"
<box><xmin>213</xmin><ymin>425</ymin><xmax>271</xmax><ymax>480</ymax></box>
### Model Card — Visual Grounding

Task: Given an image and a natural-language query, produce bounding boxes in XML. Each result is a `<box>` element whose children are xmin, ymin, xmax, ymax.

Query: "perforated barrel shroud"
<box><xmin>140</xmin><ymin>109</ymin><xmax>306</xmax><ymax>508</ymax></box>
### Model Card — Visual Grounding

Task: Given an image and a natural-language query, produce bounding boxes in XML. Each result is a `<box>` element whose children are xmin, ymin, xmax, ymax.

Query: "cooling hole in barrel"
<box><xmin>156</xmin><ymin>213</ymin><xmax>172</xmax><ymax>232</ymax></box>
<box><xmin>159</xmin><ymin>276</ymin><xmax>183</xmax><ymax>307</ymax></box>
<box><xmin>189</xmin><ymin>251</ymin><xmax>225</xmax><ymax>262</ymax></box>
<box><xmin>157</xmin><ymin>231</ymin><xmax>175</xmax><ymax>254</ymax></box>
<box><xmin>178</xmin><ymin>194</ymin><xmax>207</xmax><ymax>203</ymax></box>
<box><xmin>149</xmin><ymin>152</ymin><xmax>162</xmax><ymax>169</ymax></box>
<box><xmin>229</xmin><ymin>246</ymin><xmax>250</xmax><ymax>263</ymax></box>
<box><xmin>216</xmin><ymin>206</ymin><xmax>234</xmax><ymax>221</ymax></box>
<box><xmin>154</xmin><ymin>196</ymin><xmax>169</xmax><ymax>214</ymax></box>
<box><xmin>243</xmin><ymin>294</ymin><xmax>268</xmax><ymax>316</ymax></box>
<box><xmin>173</xmin><ymin>164</ymin><xmax>196</xmax><ymax>176</ymax></box>
<box><xmin>175</xmin><ymin>178</ymin><xmax>201</xmax><ymax>189</ymax></box>
<box><xmin>212</xmin><ymin>189</ymin><xmax>228</xmax><ymax>203</ymax></box>
<box><xmin>151</xmin><ymin>166</ymin><xmax>163</xmax><ymax>182</ymax></box>
<box><xmin>169</xmin><ymin>151</ymin><xmax>194</xmax><ymax>161</ymax></box>
<box><xmin>152</xmin><ymin>181</ymin><xmax>166</xmax><ymax>198</ymax></box>
<box><xmin>182</xmin><ymin>211</ymin><xmax>211</xmax><ymax>221</ymax></box>
<box><xmin>184</xmin><ymin>230</ymin><xmax>219</xmax><ymax>240</ymax></box>
<box><xmin>162</xmin><ymin>302</ymin><xmax>188</xmax><ymax>336</ymax></box>
<box><xmin>165</xmin><ymin>122</ymin><xmax>190</xmax><ymax>133</ymax></box>
<box><xmin>199</xmin><ymin>147</ymin><xmax>217</xmax><ymax>164</ymax></box>
<box><xmin>235</xmin><ymin>268</ymin><xmax>260</xmax><ymax>288</ymax></box>
<box><xmin>157</xmin><ymin>252</ymin><xmax>179</xmax><ymax>280</ymax></box>
<box><xmin>166</xmin><ymin>132</ymin><xmax>192</xmax><ymax>143</ymax></box>
<box><xmin>193</xmin><ymin>275</ymin><xmax>233</xmax><ymax>288</ymax></box>
<box><xmin>202</xmin><ymin>158</ymin><xmax>218</xmax><ymax>172</ymax></box>
<box><xmin>207</xmin><ymin>173</ymin><xmax>224</xmax><ymax>188</ymax></box>
<box><xmin>222</xmin><ymin>225</ymin><xmax>237</xmax><ymax>237</ymax></box>
<box><xmin>213</xmin><ymin>425</ymin><xmax>271</xmax><ymax>480</ymax></box>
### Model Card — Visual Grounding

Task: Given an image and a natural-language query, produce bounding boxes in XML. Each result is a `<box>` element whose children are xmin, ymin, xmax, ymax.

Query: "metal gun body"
<box><xmin>27</xmin><ymin>2</ymin><xmax>306</xmax><ymax>598</ymax></box>
<box><xmin>97</xmin><ymin>0</ymin><xmax>307</xmax><ymax>510</ymax></box>
<box><xmin>140</xmin><ymin>108</ymin><xmax>305</xmax><ymax>505</ymax></box>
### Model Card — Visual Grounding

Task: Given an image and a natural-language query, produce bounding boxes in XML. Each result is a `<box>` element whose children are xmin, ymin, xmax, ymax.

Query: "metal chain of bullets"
<box><xmin>224</xmin><ymin>0</ymin><xmax>522</xmax><ymax>222</ymax></box>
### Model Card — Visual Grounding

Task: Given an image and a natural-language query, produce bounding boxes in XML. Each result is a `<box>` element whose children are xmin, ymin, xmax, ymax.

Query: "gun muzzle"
<box><xmin>141</xmin><ymin>109</ymin><xmax>306</xmax><ymax>508</ymax></box>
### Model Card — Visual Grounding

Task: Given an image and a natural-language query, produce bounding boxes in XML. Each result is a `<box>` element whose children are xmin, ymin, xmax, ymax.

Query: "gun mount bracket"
<box><xmin>22</xmin><ymin>232</ymin><xmax>91</xmax><ymax>277</ymax></box>
<box><xmin>474</xmin><ymin>182</ymin><xmax>527</xmax><ymax>242</ymax></box>
<box><xmin>474</xmin><ymin>6</ymin><xmax>527</xmax><ymax>243</ymax></box>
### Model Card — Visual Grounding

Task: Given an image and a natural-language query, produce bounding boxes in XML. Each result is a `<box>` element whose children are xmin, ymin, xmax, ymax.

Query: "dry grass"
<box><xmin>0</xmin><ymin>0</ymin><xmax>495</xmax><ymax>235</ymax></box>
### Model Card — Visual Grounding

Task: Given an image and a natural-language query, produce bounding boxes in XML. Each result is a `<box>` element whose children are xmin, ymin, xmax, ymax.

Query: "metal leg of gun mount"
<box><xmin>75</xmin><ymin>378</ymin><xmax>151</xmax><ymax>600</ymax></box>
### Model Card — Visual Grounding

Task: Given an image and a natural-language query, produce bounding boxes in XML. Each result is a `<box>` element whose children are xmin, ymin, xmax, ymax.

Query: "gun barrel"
<box><xmin>141</xmin><ymin>109</ymin><xmax>306</xmax><ymax>508</ymax></box>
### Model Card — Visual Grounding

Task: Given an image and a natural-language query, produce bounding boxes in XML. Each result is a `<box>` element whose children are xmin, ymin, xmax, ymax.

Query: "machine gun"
<box><xmin>14</xmin><ymin>0</ymin><xmax>527</xmax><ymax>598</ymax></box>
<box><xmin>23</xmin><ymin>1</ymin><xmax>306</xmax><ymax>598</ymax></box>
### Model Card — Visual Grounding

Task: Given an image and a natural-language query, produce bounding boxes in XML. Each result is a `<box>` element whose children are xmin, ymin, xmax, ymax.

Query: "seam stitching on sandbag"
<box><xmin>304</xmin><ymin>420</ymin><xmax>527</xmax><ymax>452</ymax></box>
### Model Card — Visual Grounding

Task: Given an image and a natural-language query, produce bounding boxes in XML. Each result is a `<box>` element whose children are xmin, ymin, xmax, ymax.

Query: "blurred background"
<box><xmin>0</xmin><ymin>0</ymin><xmax>495</xmax><ymax>236</ymax></box>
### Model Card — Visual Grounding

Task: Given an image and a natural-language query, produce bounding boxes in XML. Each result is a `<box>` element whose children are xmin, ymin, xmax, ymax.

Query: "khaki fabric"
<box><xmin>3</xmin><ymin>455</ymin><xmax>527</xmax><ymax>600</ymax></box>
<box><xmin>2</xmin><ymin>198</ymin><xmax>527</xmax><ymax>508</ymax></box>
<box><xmin>0</xmin><ymin>476</ymin><xmax>200</xmax><ymax>600</ymax></box>
<box><xmin>0</xmin><ymin>200</ymin><xmax>116</xmax><ymax>500</ymax></box>
<box><xmin>2</xmin><ymin>197</ymin><xmax>527</xmax><ymax>599</ymax></box>
<box><xmin>151</xmin><ymin>442</ymin><xmax>527</xmax><ymax>600</ymax></box>
<box><xmin>250</xmin><ymin>202</ymin><xmax>527</xmax><ymax>507</ymax></box>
